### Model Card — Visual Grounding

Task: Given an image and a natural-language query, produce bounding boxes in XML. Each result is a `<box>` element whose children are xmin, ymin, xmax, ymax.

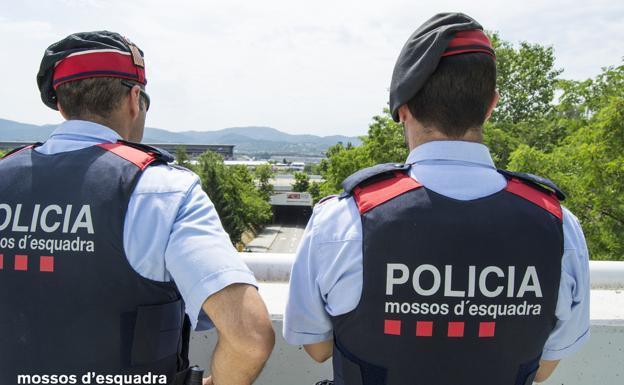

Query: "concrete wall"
<box><xmin>188</xmin><ymin>319</ymin><xmax>624</xmax><ymax>385</ymax></box>
<box><xmin>189</xmin><ymin>256</ymin><xmax>624</xmax><ymax>384</ymax></box>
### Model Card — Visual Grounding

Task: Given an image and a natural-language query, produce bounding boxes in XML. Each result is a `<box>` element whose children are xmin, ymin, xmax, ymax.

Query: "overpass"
<box><xmin>189</xmin><ymin>257</ymin><xmax>624</xmax><ymax>385</ymax></box>
<box><xmin>267</xmin><ymin>175</ymin><xmax>317</xmax><ymax>227</ymax></box>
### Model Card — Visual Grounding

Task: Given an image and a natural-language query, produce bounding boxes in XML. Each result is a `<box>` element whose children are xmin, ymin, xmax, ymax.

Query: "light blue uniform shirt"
<box><xmin>35</xmin><ymin>120</ymin><xmax>257</xmax><ymax>331</ymax></box>
<box><xmin>284</xmin><ymin>141</ymin><xmax>590</xmax><ymax>361</ymax></box>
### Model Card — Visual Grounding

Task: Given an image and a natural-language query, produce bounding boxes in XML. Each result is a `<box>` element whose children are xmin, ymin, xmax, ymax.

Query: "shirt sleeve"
<box><xmin>283</xmin><ymin>208</ymin><xmax>334</xmax><ymax>345</ymax></box>
<box><xmin>283</xmin><ymin>196</ymin><xmax>365</xmax><ymax>345</ymax></box>
<box><xmin>164</xmin><ymin>179</ymin><xmax>257</xmax><ymax>331</ymax></box>
<box><xmin>542</xmin><ymin>207</ymin><xmax>591</xmax><ymax>360</ymax></box>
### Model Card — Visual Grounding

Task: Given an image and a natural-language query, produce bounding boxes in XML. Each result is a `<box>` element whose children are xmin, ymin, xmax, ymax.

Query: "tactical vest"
<box><xmin>0</xmin><ymin>141</ymin><xmax>191</xmax><ymax>385</ymax></box>
<box><xmin>331</xmin><ymin>163</ymin><xmax>565</xmax><ymax>385</ymax></box>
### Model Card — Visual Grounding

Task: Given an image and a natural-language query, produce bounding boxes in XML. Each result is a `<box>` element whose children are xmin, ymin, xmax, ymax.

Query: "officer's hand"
<box><xmin>202</xmin><ymin>375</ymin><xmax>213</xmax><ymax>385</ymax></box>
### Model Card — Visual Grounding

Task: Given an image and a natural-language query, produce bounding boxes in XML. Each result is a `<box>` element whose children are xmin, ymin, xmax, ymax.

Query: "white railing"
<box><xmin>241</xmin><ymin>253</ymin><xmax>624</xmax><ymax>289</ymax></box>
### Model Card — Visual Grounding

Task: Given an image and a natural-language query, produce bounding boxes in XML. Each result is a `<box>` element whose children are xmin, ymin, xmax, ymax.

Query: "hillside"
<box><xmin>0</xmin><ymin>119</ymin><xmax>361</xmax><ymax>155</ymax></box>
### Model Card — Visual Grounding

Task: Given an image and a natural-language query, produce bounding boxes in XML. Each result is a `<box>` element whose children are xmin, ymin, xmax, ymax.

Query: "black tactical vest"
<box><xmin>0</xmin><ymin>142</ymin><xmax>191</xmax><ymax>385</ymax></box>
<box><xmin>331</xmin><ymin>164</ymin><xmax>565</xmax><ymax>385</ymax></box>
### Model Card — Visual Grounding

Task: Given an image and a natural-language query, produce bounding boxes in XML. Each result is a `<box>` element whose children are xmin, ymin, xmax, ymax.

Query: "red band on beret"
<box><xmin>442</xmin><ymin>30</ymin><xmax>495</xmax><ymax>58</ymax></box>
<box><xmin>52</xmin><ymin>50</ymin><xmax>146</xmax><ymax>89</ymax></box>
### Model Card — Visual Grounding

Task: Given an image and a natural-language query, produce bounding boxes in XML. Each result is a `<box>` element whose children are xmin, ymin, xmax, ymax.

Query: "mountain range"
<box><xmin>0</xmin><ymin>118</ymin><xmax>362</xmax><ymax>156</ymax></box>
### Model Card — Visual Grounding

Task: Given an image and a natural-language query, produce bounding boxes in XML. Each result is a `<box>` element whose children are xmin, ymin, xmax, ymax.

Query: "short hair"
<box><xmin>56</xmin><ymin>77</ymin><xmax>143</xmax><ymax>119</ymax></box>
<box><xmin>407</xmin><ymin>53</ymin><xmax>496</xmax><ymax>138</ymax></box>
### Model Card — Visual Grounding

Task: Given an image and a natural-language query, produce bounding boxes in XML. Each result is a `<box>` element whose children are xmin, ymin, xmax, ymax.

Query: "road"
<box><xmin>268</xmin><ymin>222</ymin><xmax>306</xmax><ymax>253</ymax></box>
<box><xmin>245</xmin><ymin>219</ymin><xmax>307</xmax><ymax>253</ymax></box>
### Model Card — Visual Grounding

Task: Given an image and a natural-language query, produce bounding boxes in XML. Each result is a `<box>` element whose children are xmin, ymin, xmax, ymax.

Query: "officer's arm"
<box><xmin>304</xmin><ymin>340</ymin><xmax>334</xmax><ymax>363</ymax></box>
<box><xmin>535</xmin><ymin>360</ymin><xmax>560</xmax><ymax>382</ymax></box>
<box><xmin>201</xmin><ymin>283</ymin><xmax>275</xmax><ymax>385</ymax></box>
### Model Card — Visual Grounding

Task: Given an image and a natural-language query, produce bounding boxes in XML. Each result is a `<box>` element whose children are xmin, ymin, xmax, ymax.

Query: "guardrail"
<box><xmin>241</xmin><ymin>253</ymin><xmax>624</xmax><ymax>288</ymax></box>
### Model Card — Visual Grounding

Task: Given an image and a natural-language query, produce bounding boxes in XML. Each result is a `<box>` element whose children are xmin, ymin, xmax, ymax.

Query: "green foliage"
<box><xmin>508</xmin><ymin>96</ymin><xmax>624</xmax><ymax>260</ymax></box>
<box><xmin>488</xmin><ymin>32</ymin><xmax>563</xmax><ymax>125</ymax></box>
<box><xmin>316</xmin><ymin>109</ymin><xmax>407</xmax><ymax>197</ymax></box>
<box><xmin>194</xmin><ymin>151</ymin><xmax>272</xmax><ymax>245</ymax></box>
<box><xmin>363</xmin><ymin>111</ymin><xmax>409</xmax><ymax>163</ymax></box>
<box><xmin>292</xmin><ymin>172</ymin><xmax>310</xmax><ymax>192</ymax></box>
<box><xmin>308</xmin><ymin>181</ymin><xmax>322</xmax><ymax>204</ymax></box>
<box><xmin>316</xmin><ymin>32</ymin><xmax>623</xmax><ymax>260</ymax></box>
<box><xmin>254</xmin><ymin>164</ymin><xmax>274</xmax><ymax>201</ymax></box>
<box><xmin>0</xmin><ymin>150</ymin><xmax>6</xmax><ymax>158</ymax></box>
<box><xmin>175</xmin><ymin>146</ymin><xmax>191</xmax><ymax>168</ymax></box>
<box><xmin>304</xmin><ymin>163</ymin><xmax>321</xmax><ymax>174</ymax></box>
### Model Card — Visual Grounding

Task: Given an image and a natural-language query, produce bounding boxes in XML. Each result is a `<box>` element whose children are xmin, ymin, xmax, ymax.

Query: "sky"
<box><xmin>0</xmin><ymin>0</ymin><xmax>622</xmax><ymax>137</ymax></box>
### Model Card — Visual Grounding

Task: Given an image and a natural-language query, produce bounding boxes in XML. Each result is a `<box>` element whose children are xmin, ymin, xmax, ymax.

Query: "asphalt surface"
<box><xmin>267</xmin><ymin>222</ymin><xmax>306</xmax><ymax>253</ymax></box>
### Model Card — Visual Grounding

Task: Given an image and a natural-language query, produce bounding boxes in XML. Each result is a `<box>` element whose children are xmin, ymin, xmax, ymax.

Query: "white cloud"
<box><xmin>0</xmin><ymin>0</ymin><xmax>622</xmax><ymax>136</ymax></box>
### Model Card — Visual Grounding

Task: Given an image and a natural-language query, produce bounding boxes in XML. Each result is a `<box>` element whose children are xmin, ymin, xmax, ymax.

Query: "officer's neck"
<box><xmin>405</xmin><ymin>123</ymin><xmax>483</xmax><ymax>151</ymax></box>
<box><xmin>63</xmin><ymin>114</ymin><xmax>136</xmax><ymax>142</ymax></box>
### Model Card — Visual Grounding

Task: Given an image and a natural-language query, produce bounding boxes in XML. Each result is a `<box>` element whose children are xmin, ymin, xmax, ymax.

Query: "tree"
<box><xmin>508</xmin><ymin>91</ymin><xmax>624</xmax><ymax>260</ymax></box>
<box><xmin>483</xmin><ymin>33</ymin><xmax>566</xmax><ymax>168</ymax></box>
<box><xmin>194</xmin><ymin>151</ymin><xmax>272</xmax><ymax>246</ymax></box>
<box><xmin>308</xmin><ymin>181</ymin><xmax>322</xmax><ymax>204</ymax></box>
<box><xmin>363</xmin><ymin>110</ymin><xmax>409</xmax><ymax>164</ymax></box>
<box><xmin>254</xmin><ymin>164</ymin><xmax>274</xmax><ymax>201</ymax></box>
<box><xmin>315</xmin><ymin>33</ymin><xmax>623</xmax><ymax>260</ymax></box>
<box><xmin>488</xmin><ymin>32</ymin><xmax>563</xmax><ymax>125</ymax></box>
<box><xmin>175</xmin><ymin>145</ymin><xmax>191</xmax><ymax>168</ymax></box>
<box><xmin>292</xmin><ymin>172</ymin><xmax>310</xmax><ymax>192</ymax></box>
<box><xmin>318</xmin><ymin>142</ymin><xmax>373</xmax><ymax>196</ymax></box>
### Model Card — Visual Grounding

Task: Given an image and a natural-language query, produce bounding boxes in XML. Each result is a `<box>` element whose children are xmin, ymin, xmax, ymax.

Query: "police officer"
<box><xmin>0</xmin><ymin>31</ymin><xmax>274</xmax><ymax>385</ymax></box>
<box><xmin>284</xmin><ymin>13</ymin><xmax>590</xmax><ymax>385</ymax></box>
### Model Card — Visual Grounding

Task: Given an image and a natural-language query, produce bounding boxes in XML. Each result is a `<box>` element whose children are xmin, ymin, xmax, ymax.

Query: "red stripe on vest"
<box><xmin>97</xmin><ymin>143</ymin><xmax>156</xmax><ymax>171</ymax></box>
<box><xmin>53</xmin><ymin>51</ymin><xmax>146</xmax><ymax>88</ymax></box>
<box><xmin>353</xmin><ymin>172</ymin><xmax>422</xmax><ymax>214</ymax></box>
<box><xmin>505</xmin><ymin>178</ymin><xmax>562</xmax><ymax>220</ymax></box>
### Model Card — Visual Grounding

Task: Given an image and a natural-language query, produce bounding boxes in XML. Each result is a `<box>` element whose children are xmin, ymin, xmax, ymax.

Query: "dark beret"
<box><xmin>389</xmin><ymin>13</ymin><xmax>494</xmax><ymax>122</ymax></box>
<box><xmin>37</xmin><ymin>31</ymin><xmax>146</xmax><ymax>110</ymax></box>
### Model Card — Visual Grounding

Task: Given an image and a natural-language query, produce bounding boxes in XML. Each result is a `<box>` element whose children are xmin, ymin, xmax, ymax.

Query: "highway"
<box><xmin>267</xmin><ymin>222</ymin><xmax>306</xmax><ymax>253</ymax></box>
<box><xmin>246</xmin><ymin>213</ymin><xmax>308</xmax><ymax>253</ymax></box>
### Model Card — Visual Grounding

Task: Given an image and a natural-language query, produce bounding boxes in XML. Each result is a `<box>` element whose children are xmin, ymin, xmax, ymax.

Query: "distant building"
<box><xmin>224</xmin><ymin>160</ymin><xmax>269</xmax><ymax>168</ymax></box>
<box><xmin>290</xmin><ymin>162</ymin><xmax>305</xmax><ymax>171</ymax></box>
<box><xmin>0</xmin><ymin>142</ymin><xmax>235</xmax><ymax>160</ymax></box>
<box><xmin>150</xmin><ymin>143</ymin><xmax>234</xmax><ymax>160</ymax></box>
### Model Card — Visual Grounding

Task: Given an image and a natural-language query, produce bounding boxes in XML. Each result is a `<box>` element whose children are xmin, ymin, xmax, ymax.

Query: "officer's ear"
<box><xmin>484</xmin><ymin>90</ymin><xmax>500</xmax><ymax>122</ymax></box>
<box><xmin>127</xmin><ymin>84</ymin><xmax>142</xmax><ymax>119</ymax></box>
<box><xmin>398</xmin><ymin>104</ymin><xmax>412</xmax><ymax>123</ymax></box>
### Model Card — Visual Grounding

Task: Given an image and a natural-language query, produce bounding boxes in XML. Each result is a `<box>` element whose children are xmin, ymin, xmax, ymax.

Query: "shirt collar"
<box><xmin>405</xmin><ymin>140</ymin><xmax>496</xmax><ymax>168</ymax></box>
<box><xmin>48</xmin><ymin>119</ymin><xmax>123</xmax><ymax>143</ymax></box>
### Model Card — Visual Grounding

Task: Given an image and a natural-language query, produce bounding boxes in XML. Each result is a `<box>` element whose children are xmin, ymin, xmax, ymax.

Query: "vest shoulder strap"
<box><xmin>341</xmin><ymin>163</ymin><xmax>422</xmax><ymax>214</ymax></box>
<box><xmin>98</xmin><ymin>140</ymin><xmax>173</xmax><ymax>170</ymax></box>
<box><xmin>500</xmin><ymin>170</ymin><xmax>564</xmax><ymax>221</ymax></box>
<box><xmin>341</xmin><ymin>163</ymin><xmax>412</xmax><ymax>195</ymax></box>
<box><xmin>498</xmin><ymin>169</ymin><xmax>566</xmax><ymax>201</ymax></box>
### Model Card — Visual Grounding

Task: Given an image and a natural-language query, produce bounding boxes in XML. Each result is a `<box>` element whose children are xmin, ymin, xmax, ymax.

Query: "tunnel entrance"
<box><xmin>272</xmin><ymin>205</ymin><xmax>312</xmax><ymax>225</ymax></box>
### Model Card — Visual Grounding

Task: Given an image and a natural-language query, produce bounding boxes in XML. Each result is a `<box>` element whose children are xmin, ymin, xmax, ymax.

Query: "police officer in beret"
<box><xmin>284</xmin><ymin>13</ymin><xmax>590</xmax><ymax>385</ymax></box>
<box><xmin>0</xmin><ymin>31</ymin><xmax>274</xmax><ymax>385</ymax></box>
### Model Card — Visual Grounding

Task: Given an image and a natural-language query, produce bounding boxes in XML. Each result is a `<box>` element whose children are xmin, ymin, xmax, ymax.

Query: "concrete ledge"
<box><xmin>241</xmin><ymin>253</ymin><xmax>624</xmax><ymax>289</ymax></box>
<box><xmin>189</xmin><ymin>319</ymin><xmax>624</xmax><ymax>385</ymax></box>
<box><xmin>188</xmin><ymin>281</ymin><xmax>624</xmax><ymax>385</ymax></box>
<box><xmin>215</xmin><ymin>255</ymin><xmax>624</xmax><ymax>384</ymax></box>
